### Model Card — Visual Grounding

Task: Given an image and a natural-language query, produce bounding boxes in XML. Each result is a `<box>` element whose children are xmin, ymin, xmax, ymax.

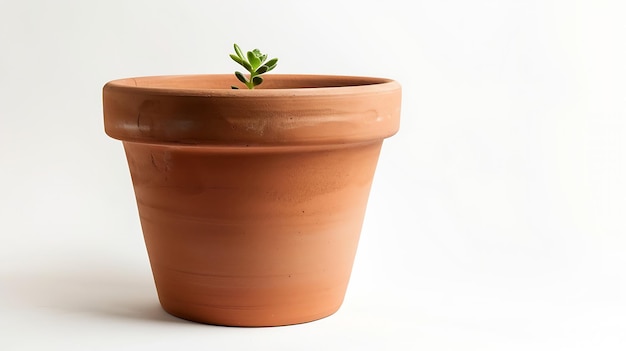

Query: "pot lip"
<box><xmin>103</xmin><ymin>73</ymin><xmax>402</xmax><ymax>146</ymax></box>
<box><xmin>103</xmin><ymin>74</ymin><xmax>400</xmax><ymax>97</ymax></box>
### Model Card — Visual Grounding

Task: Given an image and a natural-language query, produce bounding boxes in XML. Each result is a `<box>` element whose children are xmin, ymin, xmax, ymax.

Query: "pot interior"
<box><xmin>110</xmin><ymin>74</ymin><xmax>394</xmax><ymax>91</ymax></box>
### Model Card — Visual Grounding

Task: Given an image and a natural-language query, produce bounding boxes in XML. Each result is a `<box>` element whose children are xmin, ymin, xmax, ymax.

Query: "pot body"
<box><xmin>124</xmin><ymin>141</ymin><xmax>381</xmax><ymax>326</ymax></box>
<box><xmin>103</xmin><ymin>74</ymin><xmax>401</xmax><ymax>326</ymax></box>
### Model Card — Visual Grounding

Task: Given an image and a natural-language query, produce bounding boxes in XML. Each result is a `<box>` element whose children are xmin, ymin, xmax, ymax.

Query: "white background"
<box><xmin>1</xmin><ymin>0</ymin><xmax>625</xmax><ymax>349</ymax></box>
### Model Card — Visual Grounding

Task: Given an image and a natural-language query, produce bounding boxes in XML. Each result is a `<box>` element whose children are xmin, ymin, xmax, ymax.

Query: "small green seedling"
<box><xmin>230</xmin><ymin>43</ymin><xmax>278</xmax><ymax>89</ymax></box>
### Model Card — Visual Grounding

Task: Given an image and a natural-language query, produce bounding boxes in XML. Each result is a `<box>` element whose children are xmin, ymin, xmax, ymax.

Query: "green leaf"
<box><xmin>234</xmin><ymin>43</ymin><xmax>244</xmax><ymax>59</ymax></box>
<box><xmin>265</xmin><ymin>63</ymin><xmax>277</xmax><ymax>73</ymax></box>
<box><xmin>252</xmin><ymin>76</ymin><xmax>263</xmax><ymax>86</ymax></box>
<box><xmin>260</xmin><ymin>54</ymin><xmax>267</xmax><ymax>64</ymax></box>
<box><xmin>235</xmin><ymin>71</ymin><xmax>247</xmax><ymax>84</ymax></box>
<box><xmin>256</xmin><ymin>65</ymin><xmax>268</xmax><ymax>74</ymax></box>
<box><xmin>230</xmin><ymin>54</ymin><xmax>244</xmax><ymax>66</ymax></box>
<box><xmin>242</xmin><ymin>60</ymin><xmax>252</xmax><ymax>72</ymax></box>
<box><xmin>265</xmin><ymin>58</ymin><xmax>278</xmax><ymax>70</ymax></box>
<box><xmin>247</xmin><ymin>51</ymin><xmax>261</xmax><ymax>70</ymax></box>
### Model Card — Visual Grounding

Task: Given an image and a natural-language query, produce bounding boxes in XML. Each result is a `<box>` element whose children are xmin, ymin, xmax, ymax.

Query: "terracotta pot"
<box><xmin>103</xmin><ymin>74</ymin><xmax>401</xmax><ymax>326</ymax></box>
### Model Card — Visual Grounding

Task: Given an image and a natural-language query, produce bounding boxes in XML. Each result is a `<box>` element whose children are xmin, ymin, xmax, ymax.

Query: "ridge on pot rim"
<box><xmin>103</xmin><ymin>74</ymin><xmax>401</xmax><ymax>146</ymax></box>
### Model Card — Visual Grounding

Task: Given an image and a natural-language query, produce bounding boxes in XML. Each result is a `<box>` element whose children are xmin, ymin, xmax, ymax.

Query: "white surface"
<box><xmin>1</xmin><ymin>0</ymin><xmax>625</xmax><ymax>349</ymax></box>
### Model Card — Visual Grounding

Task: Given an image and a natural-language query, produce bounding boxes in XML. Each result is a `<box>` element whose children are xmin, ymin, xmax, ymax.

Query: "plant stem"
<box><xmin>247</xmin><ymin>74</ymin><xmax>254</xmax><ymax>89</ymax></box>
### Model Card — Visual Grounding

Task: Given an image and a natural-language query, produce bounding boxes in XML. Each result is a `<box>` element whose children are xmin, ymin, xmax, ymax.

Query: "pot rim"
<box><xmin>103</xmin><ymin>74</ymin><xmax>400</xmax><ymax>97</ymax></box>
<box><xmin>103</xmin><ymin>74</ymin><xmax>401</xmax><ymax>146</ymax></box>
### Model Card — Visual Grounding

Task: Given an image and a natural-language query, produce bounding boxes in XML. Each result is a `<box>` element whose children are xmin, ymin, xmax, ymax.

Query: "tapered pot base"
<box><xmin>125</xmin><ymin>141</ymin><xmax>380</xmax><ymax>327</ymax></box>
<box><xmin>159</xmin><ymin>299</ymin><xmax>343</xmax><ymax>327</ymax></box>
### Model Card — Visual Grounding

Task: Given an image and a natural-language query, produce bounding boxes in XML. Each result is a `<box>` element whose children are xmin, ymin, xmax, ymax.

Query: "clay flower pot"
<box><xmin>103</xmin><ymin>74</ymin><xmax>401</xmax><ymax>326</ymax></box>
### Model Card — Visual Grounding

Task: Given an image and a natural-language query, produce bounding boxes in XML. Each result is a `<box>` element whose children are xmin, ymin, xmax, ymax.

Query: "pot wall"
<box><xmin>124</xmin><ymin>141</ymin><xmax>382</xmax><ymax>326</ymax></box>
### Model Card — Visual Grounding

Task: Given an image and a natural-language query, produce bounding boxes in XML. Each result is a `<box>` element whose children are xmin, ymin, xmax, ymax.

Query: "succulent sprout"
<box><xmin>230</xmin><ymin>44</ymin><xmax>278</xmax><ymax>89</ymax></box>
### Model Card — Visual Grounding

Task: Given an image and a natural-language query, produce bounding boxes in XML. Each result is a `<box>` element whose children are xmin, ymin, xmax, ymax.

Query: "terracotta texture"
<box><xmin>103</xmin><ymin>74</ymin><xmax>401</xmax><ymax>326</ymax></box>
